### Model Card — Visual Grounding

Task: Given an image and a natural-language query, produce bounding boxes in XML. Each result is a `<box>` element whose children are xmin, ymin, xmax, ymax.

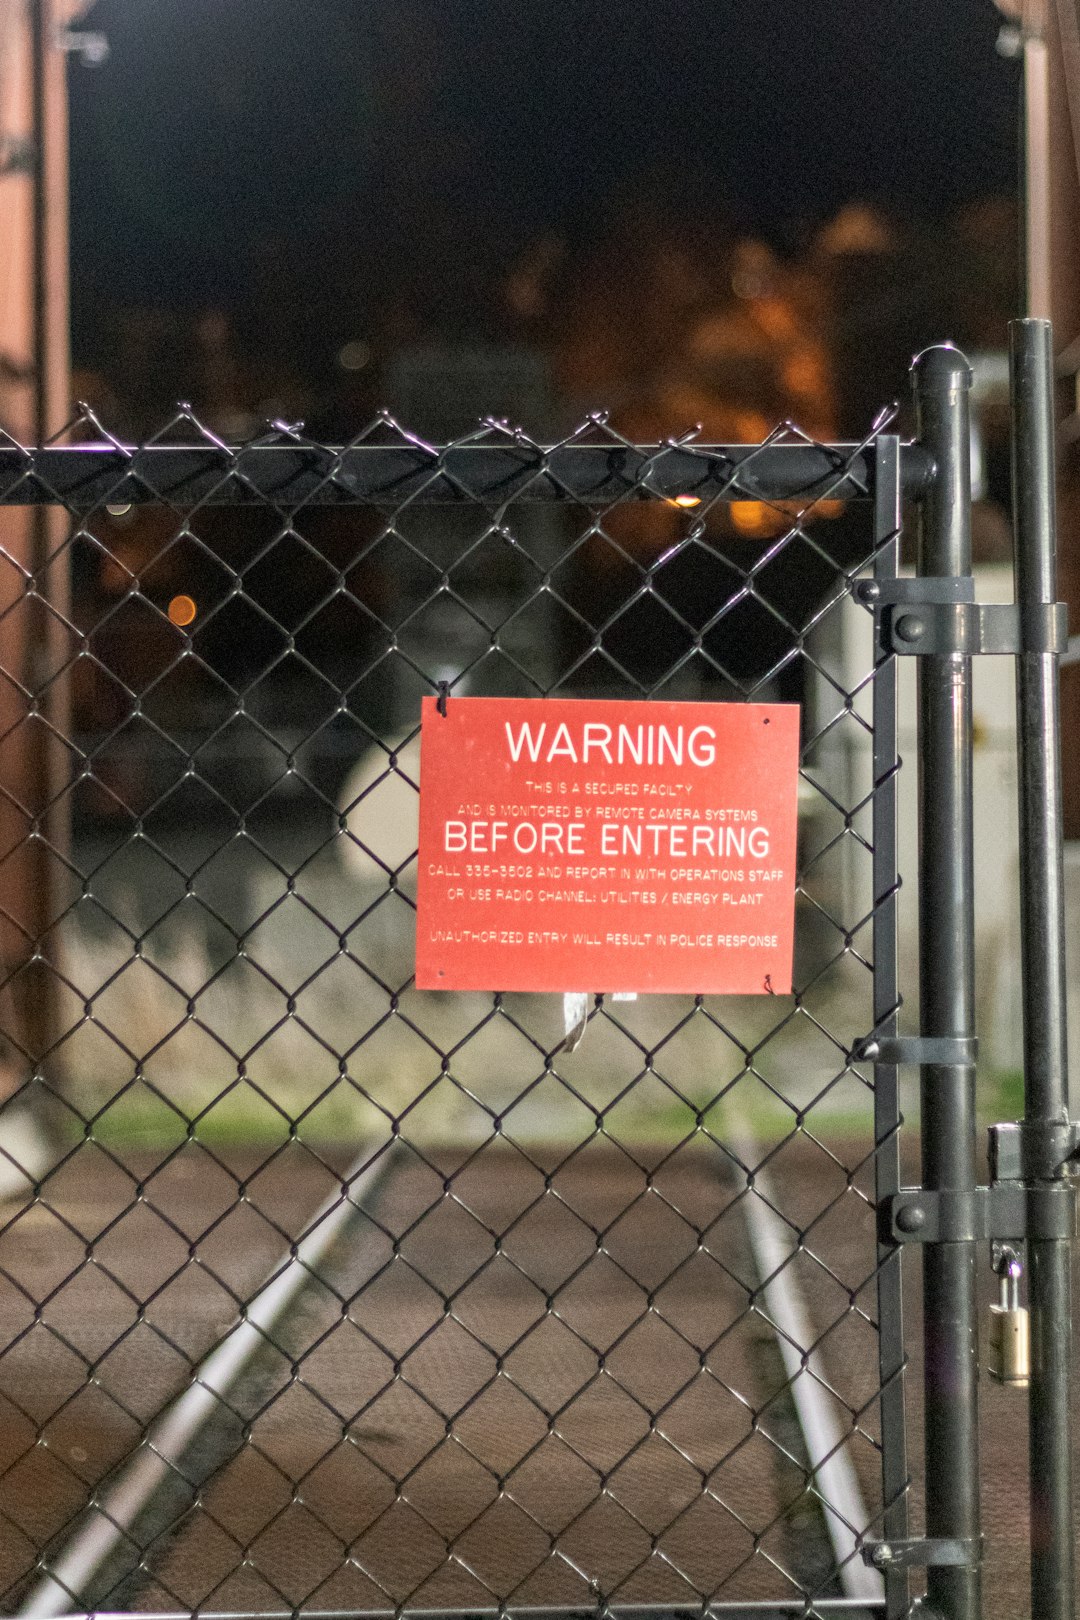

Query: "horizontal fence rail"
<box><xmin>0</xmin><ymin>432</ymin><xmax>933</xmax><ymax>509</ymax></box>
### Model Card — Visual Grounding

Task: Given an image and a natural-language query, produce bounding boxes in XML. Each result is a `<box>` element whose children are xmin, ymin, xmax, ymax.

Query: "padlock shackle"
<box><xmin>992</xmin><ymin>1243</ymin><xmax>1024</xmax><ymax>1312</ymax></box>
<box><xmin>992</xmin><ymin>1240</ymin><xmax>1023</xmax><ymax>1277</ymax></box>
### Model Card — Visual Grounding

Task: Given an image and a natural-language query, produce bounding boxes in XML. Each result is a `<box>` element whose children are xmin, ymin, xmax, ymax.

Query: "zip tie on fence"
<box><xmin>561</xmin><ymin>991</ymin><xmax>590</xmax><ymax>1051</ymax></box>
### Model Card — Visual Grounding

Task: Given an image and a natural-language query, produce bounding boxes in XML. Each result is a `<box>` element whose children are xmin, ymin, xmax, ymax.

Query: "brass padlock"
<box><xmin>988</xmin><ymin>1244</ymin><xmax>1030</xmax><ymax>1387</ymax></box>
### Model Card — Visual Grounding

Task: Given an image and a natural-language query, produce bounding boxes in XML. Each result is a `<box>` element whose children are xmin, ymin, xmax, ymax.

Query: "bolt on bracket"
<box><xmin>854</xmin><ymin>577</ymin><xmax>1068</xmax><ymax>656</ymax></box>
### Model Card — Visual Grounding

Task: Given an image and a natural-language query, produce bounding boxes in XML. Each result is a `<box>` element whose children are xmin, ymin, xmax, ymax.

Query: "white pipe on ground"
<box><xmin>19</xmin><ymin>1143</ymin><xmax>405</xmax><ymax>1619</ymax></box>
<box><xmin>725</xmin><ymin>1111</ymin><xmax>884</xmax><ymax>1607</ymax></box>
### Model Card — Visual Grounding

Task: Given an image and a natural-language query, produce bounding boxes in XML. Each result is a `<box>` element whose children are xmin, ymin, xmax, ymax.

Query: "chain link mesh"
<box><xmin>0</xmin><ymin>406</ymin><xmax>907</xmax><ymax>1616</ymax></box>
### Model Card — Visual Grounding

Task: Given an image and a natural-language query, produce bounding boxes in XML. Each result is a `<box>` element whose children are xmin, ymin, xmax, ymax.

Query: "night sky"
<box><xmin>68</xmin><ymin>0</ymin><xmax>1019</xmax><ymax>394</ymax></box>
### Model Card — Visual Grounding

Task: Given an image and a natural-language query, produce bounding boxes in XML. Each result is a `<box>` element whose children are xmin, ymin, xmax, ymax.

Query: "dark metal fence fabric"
<box><xmin>0</xmin><ymin>409</ymin><xmax>910</xmax><ymax>1617</ymax></box>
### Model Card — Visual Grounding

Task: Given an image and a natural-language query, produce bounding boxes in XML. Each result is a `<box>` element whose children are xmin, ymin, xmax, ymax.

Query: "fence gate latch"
<box><xmin>862</xmin><ymin>1537</ymin><xmax>982</xmax><ymax>1571</ymax></box>
<box><xmin>884</xmin><ymin>1181</ymin><xmax>1076</xmax><ymax>1244</ymax></box>
<box><xmin>855</xmin><ymin>577</ymin><xmax>1068</xmax><ymax>657</ymax></box>
<box><xmin>989</xmin><ymin>1117</ymin><xmax>1080</xmax><ymax>1181</ymax></box>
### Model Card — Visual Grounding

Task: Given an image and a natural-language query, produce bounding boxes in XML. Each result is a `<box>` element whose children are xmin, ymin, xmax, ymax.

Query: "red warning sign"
<box><xmin>415</xmin><ymin>697</ymin><xmax>800</xmax><ymax>995</ymax></box>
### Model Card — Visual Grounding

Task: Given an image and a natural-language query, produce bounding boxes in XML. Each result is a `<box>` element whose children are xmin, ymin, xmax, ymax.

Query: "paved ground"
<box><xmin>0</xmin><ymin>1126</ymin><xmax>1067</xmax><ymax>1618</ymax></box>
<box><xmin>776</xmin><ymin>1140</ymin><xmax>1052</xmax><ymax>1619</ymax></box>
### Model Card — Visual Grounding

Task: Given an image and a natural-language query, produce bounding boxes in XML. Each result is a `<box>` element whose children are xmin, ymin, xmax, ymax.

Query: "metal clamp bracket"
<box><xmin>862</xmin><ymin>1537</ymin><xmax>982</xmax><ymax>1571</ymax></box>
<box><xmin>884</xmin><ymin>1181</ymin><xmax>1076</xmax><ymax>1244</ymax></box>
<box><xmin>854</xmin><ymin>578</ymin><xmax>1068</xmax><ymax>656</ymax></box>
<box><xmin>884</xmin><ymin>600</ymin><xmax>1067</xmax><ymax>656</ymax></box>
<box><xmin>854</xmin><ymin>1034</ymin><xmax>977</xmax><ymax>1066</ymax></box>
<box><xmin>856</xmin><ymin>576</ymin><xmax>975</xmax><ymax>607</ymax></box>
<box><xmin>989</xmin><ymin>1118</ymin><xmax>1080</xmax><ymax>1182</ymax></box>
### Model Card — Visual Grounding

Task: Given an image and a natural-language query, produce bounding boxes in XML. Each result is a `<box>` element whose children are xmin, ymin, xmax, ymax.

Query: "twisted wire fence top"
<box><xmin>0</xmin><ymin>407</ymin><xmax>907</xmax><ymax>1615</ymax></box>
<box><xmin>0</xmin><ymin>405</ymin><xmax>926</xmax><ymax>508</ymax></box>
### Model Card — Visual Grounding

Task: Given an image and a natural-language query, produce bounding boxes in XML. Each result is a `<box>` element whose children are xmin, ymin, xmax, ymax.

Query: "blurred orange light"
<box><xmin>731</xmin><ymin>502</ymin><xmax>771</xmax><ymax>536</ymax></box>
<box><xmin>168</xmin><ymin>594</ymin><xmax>197</xmax><ymax>628</ymax></box>
<box><xmin>669</xmin><ymin>494</ymin><xmax>701</xmax><ymax>509</ymax></box>
<box><xmin>783</xmin><ymin>350</ymin><xmax>827</xmax><ymax>400</ymax></box>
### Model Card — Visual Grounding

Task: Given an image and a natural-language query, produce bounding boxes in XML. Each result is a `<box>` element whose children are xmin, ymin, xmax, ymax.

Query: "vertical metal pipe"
<box><xmin>1023</xmin><ymin>35</ymin><xmax>1052</xmax><ymax>321</ymax></box>
<box><xmin>1009</xmin><ymin>315</ymin><xmax>1075</xmax><ymax>1620</ymax></box>
<box><xmin>871</xmin><ymin>435</ymin><xmax>910</xmax><ymax>1620</ymax></box>
<box><xmin>30</xmin><ymin>0</ymin><xmax>47</xmax><ymax>453</ymax></box>
<box><xmin>27</xmin><ymin>0</ymin><xmax>55</xmax><ymax>1078</ymax></box>
<box><xmin>23</xmin><ymin>0</ymin><xmax>71</xmax><ymax>1085</ymax></box>
<box><xmin>910</xmin><ymin>345</ymin><xmax>980</xmax><ymax>1620</ymax></box>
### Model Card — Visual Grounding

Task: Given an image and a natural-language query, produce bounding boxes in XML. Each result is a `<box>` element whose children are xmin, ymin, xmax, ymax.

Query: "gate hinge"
<box><xmin>855</xmin><ymin>578</ymin><xmax>1068</xmax><ymax>656</ymax></box>
<box><xmin>862</xmin><ymin>1536</ymin><xmax>982</xmax><ymax>1571</ymax></box>
<box><xmin>853</xmin><ymin>1033</ymin><xmax>977</xmax><ymax>1066</ymax></box>
<box><xmin>884</xmin><ymin>1181</ymin><xmax>1076</xmax><ymax>1244</ymax></box>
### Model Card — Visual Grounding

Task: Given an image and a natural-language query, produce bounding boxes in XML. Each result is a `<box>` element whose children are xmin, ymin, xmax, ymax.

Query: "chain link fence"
<box><xmin>0</xmin><ymin>407</ymin><xmax>917</xmax><ymax>1617</ymax></box>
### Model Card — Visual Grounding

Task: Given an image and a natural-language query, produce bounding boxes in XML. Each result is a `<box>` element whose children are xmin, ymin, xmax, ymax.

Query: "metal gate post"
<box><xmin>1009</xmin><ymin>316</ymin><xmax>1075</xmax><ymax>1620</ymax></box>
<box><xmin>911</xmin><ymin>346</ymin><xmax>981</xmax><ymax>1620</ymax></box>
